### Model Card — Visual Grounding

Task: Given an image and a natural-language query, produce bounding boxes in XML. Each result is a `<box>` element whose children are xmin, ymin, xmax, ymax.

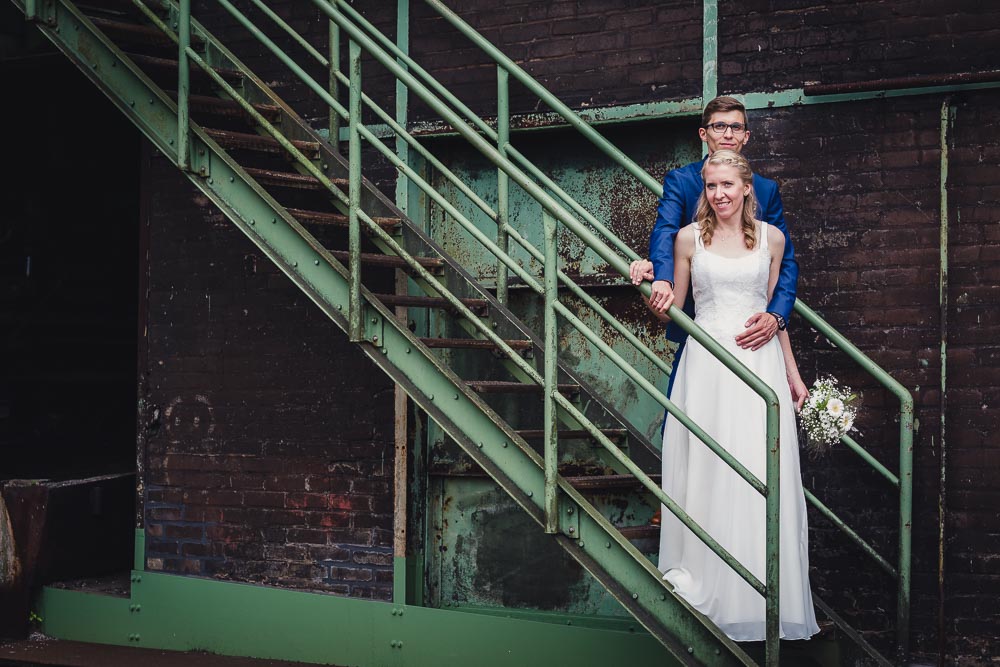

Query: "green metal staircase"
<box><xmin>9</xmin><ymin>0</ymin><xmax>915</xmax><ymax>665</ymax></box>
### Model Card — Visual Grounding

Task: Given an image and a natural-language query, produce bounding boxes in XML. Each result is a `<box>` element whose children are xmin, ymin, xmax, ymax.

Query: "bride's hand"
<box><xmin>788</xmin><ymin>374</ymin><xmax>809</xmax><ymax>412</ymax></box>
<box><xmin>649</xmin><ymin>280</ymin><xmax>675</xmax><ymax>313</ymax></box>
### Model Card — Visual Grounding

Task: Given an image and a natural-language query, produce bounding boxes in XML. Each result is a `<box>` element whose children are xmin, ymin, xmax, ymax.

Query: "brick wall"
<box><xmin>720</xmin><ymin>0</ymin><xmax>1000</xmax><ymax>93</ymax></box>
<box><xmin>141</xmin><ymin>152</ymin><xmax>395</xmax><ymax>600</ymax></box>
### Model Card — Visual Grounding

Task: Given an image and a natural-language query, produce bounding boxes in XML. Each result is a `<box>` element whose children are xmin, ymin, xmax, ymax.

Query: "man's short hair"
<box><xmin>701</xmin><ymin>96</ymin><xmax>747</xmax><ymax>127</ymax></box>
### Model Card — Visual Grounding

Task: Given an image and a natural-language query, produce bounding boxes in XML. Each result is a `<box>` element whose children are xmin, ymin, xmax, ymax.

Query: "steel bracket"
<box><xmin>559</xmin><ymin>500</ymin><xmax>580</xmax><ymax>539</ymax></box>
<box><xmin>189</xmin><ymin>138</ymin><xmax>211</xmax><ymax>177</ymax></box>
<box><xmin>363</xmin><ymin>306</ymin><xmax>384</xmax><ymax>348</ymax></box>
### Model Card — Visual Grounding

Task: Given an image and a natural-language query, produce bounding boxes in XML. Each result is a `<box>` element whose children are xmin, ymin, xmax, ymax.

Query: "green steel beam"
<box><xmin>395</xmin><ymin>0</ymin><xmax>409</xmax><ymax>212</ymax></box>
<box><xmin>702</xmin><ymin>0</ymin><xmax>718</xmax><ymax>157</ymax></box>
<box><xmin>36</xmin><ymin>572</ymin><xmax>679</xmax><ymax>666</ymax></box>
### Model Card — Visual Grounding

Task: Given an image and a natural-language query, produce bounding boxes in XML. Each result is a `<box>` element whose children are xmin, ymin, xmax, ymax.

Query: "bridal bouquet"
<box><xmin>799</xmin><ymin>376</ymin><xmax>858</xmax><ymax>454</ymax></box>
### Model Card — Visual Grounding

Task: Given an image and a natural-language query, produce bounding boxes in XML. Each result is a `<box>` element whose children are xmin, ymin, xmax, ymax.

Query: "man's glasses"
<box><xmin>703</xmin><ymin>122</ymin><xmax>747</xmax><ymax>135</ymax></box>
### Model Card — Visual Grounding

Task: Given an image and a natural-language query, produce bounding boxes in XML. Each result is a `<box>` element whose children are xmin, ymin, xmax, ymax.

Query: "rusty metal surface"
<box><xmin>804</xmin><ymin>70</ymin><xmax>1000</xmax><ymax>96</ymax></box>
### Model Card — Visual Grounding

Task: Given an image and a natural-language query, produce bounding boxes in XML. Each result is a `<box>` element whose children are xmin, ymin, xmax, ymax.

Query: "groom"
<box><xmin>630</xmin><ymin>95</ymin><xmax>800</xmax><ymax>396</ymax></box>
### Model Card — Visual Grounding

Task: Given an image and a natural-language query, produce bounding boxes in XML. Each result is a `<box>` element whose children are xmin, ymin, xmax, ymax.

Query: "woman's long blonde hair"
<box><xmin>693</xmin><ymin>149</ymin><xmax>759</xmax><ymax>249</ymax></box>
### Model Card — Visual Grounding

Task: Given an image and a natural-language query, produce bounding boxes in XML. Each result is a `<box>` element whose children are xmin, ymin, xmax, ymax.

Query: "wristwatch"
<box><xmin>768</xmin><ymin>312</ymin><xmax>787</xmax><ymax>331</ymax></box>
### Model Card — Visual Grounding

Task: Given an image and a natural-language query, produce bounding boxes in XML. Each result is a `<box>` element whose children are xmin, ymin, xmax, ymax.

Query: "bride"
<box><xmin>647</xmin><ymin>150</ymin><xmax>820</xmax><ymax>641</ymax></box>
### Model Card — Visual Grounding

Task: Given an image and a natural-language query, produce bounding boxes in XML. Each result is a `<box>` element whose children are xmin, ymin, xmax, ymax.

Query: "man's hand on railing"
<box><xmin>629</xmin><ymin>258</ymin><xmax>654</xmax><ymax>285</ymax></box>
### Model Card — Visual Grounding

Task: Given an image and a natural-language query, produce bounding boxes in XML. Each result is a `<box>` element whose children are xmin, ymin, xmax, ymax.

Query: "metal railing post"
<box><xmin>764</xmin><ymin>403</ymin><xmax>780</xmax><ymax>666</ymax></box>
<box><xmin>496</xmin><ymin>66</ymin><xmax>510</xmax><ymax>305</ymax></box>
<box><xmin>328</xmin><ymin>3</ymin><xmax>340</xmax><ymax>150</ymax></box>
<box><xmin>348</xmin><ymin>39</ymin><xmax>363</xmax><ymax>342</ymax></box>
<box><xmin>177</xmin><ymin>0</ymin><xmax>191</xmax><ymax>170</ymax></box>
<box><xmin>543</xmin><ymin>211</ymin><xmax>558</xmax><ymax>534</ymax></box>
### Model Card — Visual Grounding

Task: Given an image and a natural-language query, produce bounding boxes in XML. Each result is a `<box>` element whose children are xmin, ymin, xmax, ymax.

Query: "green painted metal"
<box><xmin>936</xmin><ymin>96</ymin><xmax>952</xmax><ymax>666</ymax></box>
<box><xmin>328</xmin><ymin>6</ymin><xmax>340</xmax><ymax>151</ymax></box>
<box><xmin>37</xmin><ymin>572</ymin><xmax>680</xmax><ymax>666</ymax></box>
<box><xmin>791</xmin><ymin>300</ymin><xmax>913</xmax><ymax>661</ymax></box>
<box><xmin>802</xmin><ymin>490</ymin><xmax>896</xmax><ymax>577</ymax></box>
<box><xmin>395</xmin><ymin>0</ymin><xmax>409</xmax><ymax>212</ymax></box>
<box><xmin>701</xmin><ymin>0</ymin><xmax>717</xmax><ymax>131</ymax></box>
<box><xmin>176</xmin><ymin>0</ymin><xmax>190</xmax><ymax>170</ymax></box>
<box><xmin>133</xmin><ymin>528</ymin><xmax>145</xmax><ymax>572</ymax></box>
<box><xmin>841</xmin><ymin>434</ymin><xmax>899</xmax><ymax>488</ymax></box>
<box><xmin>543</xmin><ymin>211</ymin><xmax>558</xmax><ymax>534</ymax></box>
<box><xmin>496</xmin><ymin>65</ymin><xmax>510</xmax><ymax>306</ymax></box>
<box><xmin>348</xmin><ymin>39</ymin><xmax>363</xmax><ymax>342</ymax></box>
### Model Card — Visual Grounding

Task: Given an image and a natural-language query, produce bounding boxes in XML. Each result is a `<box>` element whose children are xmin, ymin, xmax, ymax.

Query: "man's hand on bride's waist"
<box><xmin>735</xmin><ymin>312</ymin><xmax>779</xmax><ymax>350</ymax></box>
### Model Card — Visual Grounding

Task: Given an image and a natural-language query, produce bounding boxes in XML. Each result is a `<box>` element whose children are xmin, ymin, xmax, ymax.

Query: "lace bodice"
<box><xmin>690</xmin><ymin>222</ymin><xmax>771</xmax><ymax>343</ymax></box>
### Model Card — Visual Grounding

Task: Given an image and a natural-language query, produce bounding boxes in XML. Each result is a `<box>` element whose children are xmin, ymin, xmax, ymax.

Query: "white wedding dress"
<box><xmin>657</xmin><ymin>222</ymin><xmax>820</xmax><ymax>641</ymax></box>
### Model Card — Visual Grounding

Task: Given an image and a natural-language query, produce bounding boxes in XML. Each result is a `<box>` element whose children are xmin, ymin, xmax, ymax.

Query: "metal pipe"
<box><xmin>327</xmin><ymin>4</ymin><xmax>340</xmax><ymax>150</ymax></box>
<box><xmin>805</xmin><ymin>70</ymin><xmax>1000</xmax><ymax>96</ymax></box>
<box><xmin>702</xmin><ymin>0</ymin><xmax>718</xmax><ymax>109</ymax></box>
<box><xmin>348</xmin><ymin>39</ymin><xmax>362</xmax><ymax>342</ymax></box>
<box><xmin>804</xmin><ymin>489</ymin><xmax>897</xmax><ymax>577</ymax></box>
<box><xmin>543</xmin><ymin>212</ymin><xmax>558</xmax><ymax>533</ymax></box>
<box><xmin>841</xmin><ymin>433</ymin><xmax>899</xmax><ymax>488</ymax></box>
<box><xmin>394</xmin><ymin>0</ymin><xmax>409</xmax><ymax>208</ymax></box>
<box><xmin>496</xmin><ymin>66</ymin><xmax>510</xmax><ymax>306</ymax></box>
<box><xmin>177</xmin><ymin>0</ymin><xmax>191</xmax><ymax>170</ymax></box>
<box><xmin>936</xmin><ymin>96</ymin><xmax>953</xmax><ymax>667</ymax></box>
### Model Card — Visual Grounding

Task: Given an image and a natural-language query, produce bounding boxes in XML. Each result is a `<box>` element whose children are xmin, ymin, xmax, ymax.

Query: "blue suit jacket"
<box><xmin>648</xmin><ymin>159</ymin><xmax>799</xmax><ymax>343</ymax></box>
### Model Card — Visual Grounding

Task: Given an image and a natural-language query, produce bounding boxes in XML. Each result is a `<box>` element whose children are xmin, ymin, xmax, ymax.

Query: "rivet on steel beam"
<box><xmin>687</xmin><ymin>647</ymin><xmax>694</xmax><ymax>654</ymax></box>
<box><xmin>250</xmin><ymin>219</ymin><xmax>255</xmax><ymax>225</ymax></box>
<box><xmin>491</xmin><ymin>321</ymin><xmax>498</xmax><ymax>328</ymax></box>
<box><xmin>371</xmin><ymin>317</ymin><xmax>377</xmax><ymax>324</ymax></box>
<box><xmin>371</xmin><ymin>335</ymin><xmax>379</xmax><ymax>344</ymax></box>
<box><xmin>632</xmin><ymin>593</ymin><xmax>638</xmax><ymax>600</ymax></box>
<box><xmin>405</xmin><ymin>347</ymin><xmax>411</xmax><ymax>354</ymax></box>
<box><xmin>566</xmin><ymin>507</ymin><xmax>574</xmax><ymax>514</ymax></box>
<box><xmin>526</xmin><ymin>490</ymin><xmax>532</xmax><ymax>496</ymax></box>
<box><xmin>322</xmin><ymin>163</ymin><xmax>328</xmax><ymax>170</ymax></box>
<box><xmin>293</xmin><ymin>261</ymin><xmax>298</xmax><ymax>267</ymax></box>
<box><xmin>91</xmin><ymin>62</ymin><xmax>97</xmax><ymax>69</ymax></box>
<box><xmin>477</xmin><ymin>442</ymin><xmax>483</xmax><ymax>448</ymax></box>
<box><xmin>568</xmin><ymin>527</ymin><xmax>575</xmax><ymax>534</ymax></box>
<box><xmin>660</xmin><ymin>594</ymin><xmax>666</xmax><ymax>601</ymax></box>
<box><xmin>398</xmin><ymin>609</ymin><xmax>403</xmax><ymax>616</ymax></box>
<box><xmin>605</xmin><ymin>542</ymin><xmax>611</xmax><ymax>548</ymax></box>
<box><xmin>715</xmin><ymin>649</ymin><xmax>721</xmax><ymax>655</ymax></box>
<box><xmin>577</xmin><ymin>541</ymin><xmax>584</xmax><ymax>547</ymax></box>
<box><xmin>148</xmin><ymin>99</ymin><xmax>153</xmax><ymax>104</ymax></box>
<box><xmin>229</xmin><ymin>176</ymin><xmax>235</xmax><ymax>183</ymax></box>
<box><xmin>429</xmin><ymin>394</ymin><xmax>434</xmax><ymax>401</ymax></box>
<box><xmin>501</xmin><ymin>442</ymin><xmax>508</xmax><ymax>448</ymax></box>
<box><xmin>134</xmin><ymin>605</ymin><xmax>141</xmax><ymax>612</ymax></box>
<box><xmin>336</xmin><ymin>304</ymin><xmax>343</xmax><ymax>311</ymax></box>
<box><xmin>381</xmin><ymin>348</ymin><xmax>387</xmax><ymax>355</ymax></box>
<box><xmin>169</xmin><ymin>139</ymin><xmax>173</xmax><ymax>145</ymax></box>
<box><xmin>270</xmin><ymin>217</ymin><xmax>276</xmax><ymax>223</ymax></box>
<box><xmin>130</xmin><ymin>101</ymin><xmax>135</xmax><ymax>107</ymax></box>
<box><xmin>453</xmin><ymin>394</ymin><xmax>458</xmax><ymax>400</ymax></box>
<box><xmin>314</xmin><ymin>259</ymin><xmax>320</xmax><ymax>266</ymax></box>
<box><xmin>208</xmin><ymin>178</ymin><xmax>214</xmax><ymax>184</ymax></box>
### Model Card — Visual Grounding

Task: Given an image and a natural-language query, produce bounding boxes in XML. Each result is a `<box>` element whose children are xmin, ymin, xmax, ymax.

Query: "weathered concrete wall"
<box><xmin>140</xmin><ymin>152</ymin><xmax>395</xmax><ymax>600</ymax></box>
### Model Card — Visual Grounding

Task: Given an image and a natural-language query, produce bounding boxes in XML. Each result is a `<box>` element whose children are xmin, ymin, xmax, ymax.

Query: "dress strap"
<box><xmin>692</xmin><ymin>223</ymin><xmax>705</xmax><ymax>250</ymax></box>
<box><xmin>758</xmin><ymin>221</ymin><xmax>768</xmax><ymax>251</ymax></box>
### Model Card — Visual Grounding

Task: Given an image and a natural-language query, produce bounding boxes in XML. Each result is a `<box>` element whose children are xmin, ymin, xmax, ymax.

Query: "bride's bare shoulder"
<box><xmin>675</xmin><ymin>225</ymin><xmax>697</xmax><ymax>257</ymax></box>
<box><xmin>764</xmin><ymin>222</ymin><xmax>785</xmax><ymax>252</ymax></box>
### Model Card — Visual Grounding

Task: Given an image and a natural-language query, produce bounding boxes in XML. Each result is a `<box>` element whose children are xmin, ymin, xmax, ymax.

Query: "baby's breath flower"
<box><xmin>799</xmin><ymin>376</ymin><xmax>858</xmax><ymax>455</ymax></box>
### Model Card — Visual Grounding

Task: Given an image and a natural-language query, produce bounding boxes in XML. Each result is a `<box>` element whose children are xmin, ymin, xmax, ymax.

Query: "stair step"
<box><xmin>89</xmin><ymin>17</ymin><xmax>179</xmax><ymax>47</ymax></box>
<box><xmin>517</xmin><ymin>429</ymin><xmax>627</xmax><ymax>441</ymax></box>
<box><xmin>203</xmin><ymin>128</ymin><xmax>320</xmax><ymax>156</ymax></box>
<box><xmin>127</xmin><ymin>53</ymin><xmax>243</xmax><ymax>82</ymax></box>
<box><xmin>618</xmin><ymin>525</ymin><xmax>659</xmax><ymax>540</ymax></box>
<box><xmin>327</xmin><ymin>251</ymin><xmax>443</xmax><ymax>271</ymax></box>
<box><xmin>287</xmin><ymin>208</ymin><xmax>399</xmax><ymax>229</ymax></box>
<box><xmin>564</xmin><ymin>473</ymin><xmax>661</xmax><ymax>491</ymax></box>
<box><xmin>465</xmin><ymin>381</ymin><xmax>579</xmax><ymax>395</ymax></box>
<box><xmin>180</xmin><ymin>93</ymin><xmax>281</xmax><ymax>121</ymax></box>
<box><xmin>243</xmin><ymin>167</ymin><xmax>346</xmax><ymax>191</ymax></box>
<box><xmin>371</xmin><ymin>294</ymin><xmax>489</xmax><ymax>316</ymax></box>
<box><xmin>420</xmin><ymin>337</ymin><xmax>532</xmax><ymax>350</ymax></box>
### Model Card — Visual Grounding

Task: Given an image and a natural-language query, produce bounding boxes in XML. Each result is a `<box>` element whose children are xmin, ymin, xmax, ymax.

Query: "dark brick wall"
<box><xmin>140</xmin><ymin>152</ymin><xmax>394</xmax><ymax>600</ymax></box>
<box><xmin>744</xmin><ymin>88</ymin><xmax>1000</xmax><ymax>667</ymax></box>
<box><xmin>720</xmin><ymin>0</ymin><xmax>1000</xmax><ymax>93</ymax></box>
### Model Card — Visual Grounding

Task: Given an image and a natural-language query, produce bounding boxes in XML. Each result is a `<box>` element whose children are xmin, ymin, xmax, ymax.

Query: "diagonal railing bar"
<box><xmin>841</xmin><ymin>433</ymin><xmax>899</xmax><ymax>487</ymax></box>
<box><xmin>803</xmin><ymin>490</ymin><xmax>897</xmax><ymax>577</ymax></box>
